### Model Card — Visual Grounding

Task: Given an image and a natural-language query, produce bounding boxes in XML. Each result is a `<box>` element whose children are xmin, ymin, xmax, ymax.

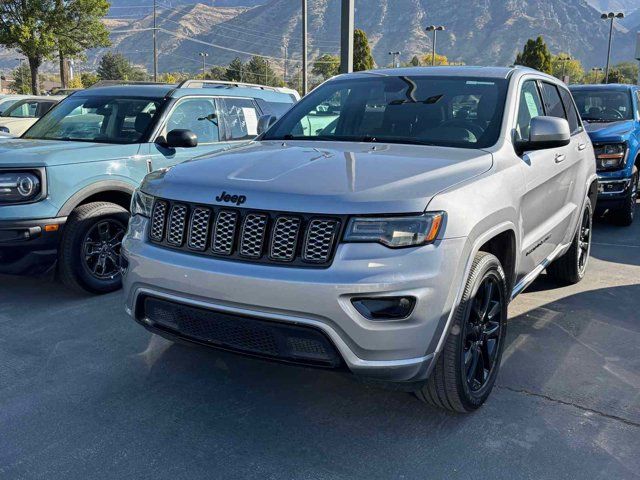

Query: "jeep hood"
<box><xmin>584</xmin><ymin>120</ymin><xmax>634</xmax><ymax>142</ymax></box>
<box><xmin>142</xmin><ymin>140</ymin><xmax>493</xmax><ymax>214</ymax></box>
<box><xmin>0</xmin><ymin>138</ymin><xmax>141</xmax><ymax>167</ymax></box>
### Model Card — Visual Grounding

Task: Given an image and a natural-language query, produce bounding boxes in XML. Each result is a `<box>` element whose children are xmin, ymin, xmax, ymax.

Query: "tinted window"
<box><xmin>541</xmin><ymin>83</ymin><xmax>566</xmax><ymax>119</ymax></box>
<box><xmin>265</xmin><ymin>76</ymin><xmax>508</xmax><ymax>149</ymax></box>
<box><xmin>165</xmin><ymin>97</ymin><xmax>219</xmax><ymax>144</ymax></box>
<box><xmin>2</xmin><ymin>100</ymin><xmax>52</xmax><ymax>118</ymax></box>
<box><xmin>23</xmin><ymin>95</ymin><xmax>163</xmax><ymax>144</ymax></box>
<box><xmin>559</xmin><ymin>88</ymin><xmax>581</xmax><ymax>134</ymax></box>
<box><xmin>516</xmin><ymin>81</ymin><xmax>544</xmax><ymax>141</ymax></box>
<box><xmin>220</xmin><ymin>97</ymin><xmax>259</xmax><ymax>141</ymax></box>
<box><xmin>570</xmin><ymin>89</ymin><xmax>634</xmax><ymax>121</ymax></box>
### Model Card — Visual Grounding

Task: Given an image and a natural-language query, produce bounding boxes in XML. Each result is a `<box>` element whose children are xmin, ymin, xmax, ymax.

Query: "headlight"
<box><xmin>344</xmin><ymin>213</ymin><xmax>444</xmax><ymax>248</ymax></box>
<box><xmin>594</xmin><ymin>143</ymin><xmax>627</xmax><ymax>171</ymax></box>
<box><xmin>131</xmin><ymin>189</ymin><xmax>155</xmax><ymax>217</ymax></box>
<box><xmin>0</xmin><ymin>171</ymin><xmax>42</xmax><ymax>203</ymax></box>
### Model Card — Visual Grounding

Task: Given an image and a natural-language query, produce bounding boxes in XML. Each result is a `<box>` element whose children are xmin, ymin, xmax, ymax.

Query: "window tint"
<box><xmin>559</xmin><ymin>88</ymin><xmax>581</xmax><ymax>134</ymax></box>
<box><xmin>516</xmin><ymin>81</ymin><xmax>544</xmax><ymax>141</ymax></box>
<box><xmin>570</xmin><ymin>89</ymin><xmax>633</xmax><ymax>121</ymax></box>
<box><xmin>266</xmin><ymin>76</ymin><xmax>509</xmax><ymax>149</ymax></box>
<box><xmin>541</xmin><ymin>83</ymin><xmax>566</xmax><ymax>119</ymax></box>
<box><xmin>220</xmin><ymin>98</ymin><xmax>259</xmax><ymax>141</ymax></box>
<box><xmin>165</xmin><ymin>98</ymin><xmax>219</xmax><ymax>144</ymax></box>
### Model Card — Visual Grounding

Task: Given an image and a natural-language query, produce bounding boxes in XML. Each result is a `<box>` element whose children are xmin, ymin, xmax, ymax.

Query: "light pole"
<box><xmin>153</xmin><ymin>0</ymin><xmax>158</xmax><ymax>82</ymax></box>
<box><xmin>558</xmin><ymin>55</ymin><xmax>571</xmax><ymax>82</ymax></box>
<box><xmin>302</xmin><ymin>0</ymin><xmax>308</xmax><ymax>95</ymax></box>
<box><xmin>425</xmin><ymin>25</ymin><xmax>445</xmax><ymax>66</ymax></box>
<box><xmin>388</xmin><ymin>51</ymin><xmax>401</xmax><ymax>68</ymax></box>
<box><xmin>199</xmin><ymin>52</ymin><xmax>209</xmax><ymax>78</ymax></box>
<box><xmin>601</xmin><ymin>12</ymin><xmax>624</xmax><ymax>84</ymax></box>
<box><xmin>591</xmin><ymin>67</ymin><xmax>603</xmax><ymax>84</ymax></box>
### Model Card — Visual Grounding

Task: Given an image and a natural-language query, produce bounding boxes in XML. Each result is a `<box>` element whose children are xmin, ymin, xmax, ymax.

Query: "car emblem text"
<box><xmin>215</xmin><ymin>191</ymin><xmax>247</xmax><ymax>206</ymax></box>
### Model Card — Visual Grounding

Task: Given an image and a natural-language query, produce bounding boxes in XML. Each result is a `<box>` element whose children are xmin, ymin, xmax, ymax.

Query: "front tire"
<box><xmin>58</xmin><ymin>202</ymin><xmax>129</xmax><ymax>294</ymax></box>
<box><xmin>547</xmin><ymin>197</ymin><xmax>592</xmax><ymax>285</ymax></box>
<box><xmin>611</xmin><ymin>169</ymin><xmax>638</xmax><ymax>227</ymax></box>
<box><xmin>416</xmin><ymin>252</ymin><xmax>508</xmax><ymax>413</ymax></box>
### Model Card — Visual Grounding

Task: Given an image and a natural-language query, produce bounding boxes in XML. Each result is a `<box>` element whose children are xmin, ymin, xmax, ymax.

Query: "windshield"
<box><xmin>264</xmin><ymin>75</ymin><xmax>508</xmax><ymax>149</ymax></box>
<box><xmin>2</xmin><ymin>99</ymin><xmax>55</xmax><ymax>118</ymax></box>
<box><xmin>571</xmin><ymin>89</ymin><xmax>633</xmax><ymax>122</ymax></box>
<box><xmin>22</xmin><ymin>95</ymin><xmax>164</xmax><ymax>143</ymax></box>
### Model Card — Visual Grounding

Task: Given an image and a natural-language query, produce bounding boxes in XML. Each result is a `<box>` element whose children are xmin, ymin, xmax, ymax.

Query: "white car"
<box><xmin>0</xmin><ymin>96</ymin><xmax>64</xmax><ymax>136</ymax></box>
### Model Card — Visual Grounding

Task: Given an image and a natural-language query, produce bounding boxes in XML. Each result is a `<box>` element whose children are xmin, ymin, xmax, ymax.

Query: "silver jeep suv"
<box><xmin>122</xmin><ymin>67</ymin><xmax>597</xmax><ymax>412</ymax></box>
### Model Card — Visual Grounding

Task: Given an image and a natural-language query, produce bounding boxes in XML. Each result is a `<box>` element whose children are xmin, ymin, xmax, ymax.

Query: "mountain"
<box><xmin>584</xmin><ymin>0</ymin><xmax>639</xmax><ymax>13</ymax></box>
<box><xmin>102</xmin><ymin>0</ymin><xmax>638</xmax><ymax>73</ymax></box>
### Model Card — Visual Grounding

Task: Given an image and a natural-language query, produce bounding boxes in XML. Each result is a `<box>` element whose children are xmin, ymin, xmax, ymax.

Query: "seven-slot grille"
<box><xmin>149</xmin><ymin>198</ymin><xmax>342</xmax><ymax>267</ymax></box>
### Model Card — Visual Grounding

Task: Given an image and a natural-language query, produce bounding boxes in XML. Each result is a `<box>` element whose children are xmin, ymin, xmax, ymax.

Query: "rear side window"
<box><xmin>540</xmin><ymin>83</ymin><xmax>566</xmax><ymax>120</ymax></box>
<box><xmin>220</xmin><ymin>97</ymin><xmax>260</xmax><ymax>141</ymax></box>
<box><xmin>558</xmin><ymin>88</ymin><xmax>581</xmax><ymax>134</ymax></box>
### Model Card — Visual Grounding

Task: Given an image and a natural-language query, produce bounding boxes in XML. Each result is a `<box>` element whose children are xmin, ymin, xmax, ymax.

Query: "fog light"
<box><xmin>351</xmin><ymin>296</ymin><xmax>416</xmax><ymax>320</ymax></box>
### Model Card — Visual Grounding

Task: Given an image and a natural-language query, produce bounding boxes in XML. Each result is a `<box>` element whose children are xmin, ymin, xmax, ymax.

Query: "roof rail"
<box><xmin>88</xmin><ymin>80</ymin><xmax>174</xmax><ymax>88</ymax></box>
<box><xmin>178</xmin><ymin>79</ymin><xmax>282</xmax><ymax>92</ymax></box>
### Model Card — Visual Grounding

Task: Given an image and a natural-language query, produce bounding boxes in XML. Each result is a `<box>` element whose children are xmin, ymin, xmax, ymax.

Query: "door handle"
<box><xmin>555</xmin><ymin>153</ymin><xmax>566</xmax><ymax>163</ymax></box>
<box><xmin>578</xmin><ymin>143</ymin><xmax>587</xmax><ymax>151</ymax></box>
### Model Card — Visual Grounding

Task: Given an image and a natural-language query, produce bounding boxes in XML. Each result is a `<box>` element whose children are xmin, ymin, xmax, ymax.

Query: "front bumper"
<box><xmin>122</xmin><ymin>215</ymin><xmax>467</xmax><ymax>383</ymax></box>
<box><xmin>596</xmin><ymin>176</ymin><xmax>634</xmax><ymax>210</ymax></box>
<box><xmin>0</xmin><ymin>217</ymin><xmax>66</xmax><ymax>274</ymax></box>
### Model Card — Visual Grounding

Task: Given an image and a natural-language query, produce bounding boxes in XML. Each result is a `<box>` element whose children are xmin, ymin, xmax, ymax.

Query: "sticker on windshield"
<box><xmin>524</xmin><ymin>92</ymin><xmax>540</xmax><ymax>117</ymax></box>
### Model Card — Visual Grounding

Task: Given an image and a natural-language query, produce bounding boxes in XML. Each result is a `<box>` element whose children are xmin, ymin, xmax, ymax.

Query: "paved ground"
<box><xmin>1</xmin><ymin>213</ymin><xmax>639</xmax><ymax>480</ymax></box>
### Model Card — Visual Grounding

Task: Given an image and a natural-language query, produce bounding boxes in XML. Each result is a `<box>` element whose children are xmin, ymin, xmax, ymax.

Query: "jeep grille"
<box><xmin>148</xmin><ymin>198</ymin><xmax>343</xmax><ymax>267</ymax></box>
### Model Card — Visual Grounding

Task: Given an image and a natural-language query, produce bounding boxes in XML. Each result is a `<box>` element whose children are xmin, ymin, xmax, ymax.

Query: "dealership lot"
<box><xmin>1</xmin><ymin>213</ymin><xmax>639</xmax><ymax>480</ymax></box>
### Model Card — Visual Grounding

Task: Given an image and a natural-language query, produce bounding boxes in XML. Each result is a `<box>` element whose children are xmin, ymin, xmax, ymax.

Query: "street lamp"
<box><xmin>425</xmin><ymin>25</ymin><xmax>445</xmax><ymax>66</ymax></box>
<box><xmin>557</xmin><ymin>55</ymin><xmax>572</xmax><ymax>81</ymax></box>
<box><xmin>388</xmin><ymin>51</ymin><xmax>401</xmax><ymax>68</ymax></box>
<box><xmin>601</xmin><ymin>12</ymin><xmax>624</xmax><ymax>84</ymax></box>
<box><xmin>198</xmin><ymin>52</ymin><xmax>209</xmax><ymax>77</ymax></box>
<box><xmin>591</xmin><ymin>67</ymin><xmax>603</xmax><ymax>84</ymax></box>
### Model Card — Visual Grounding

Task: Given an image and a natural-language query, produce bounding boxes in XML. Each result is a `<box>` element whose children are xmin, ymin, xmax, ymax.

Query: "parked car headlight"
<box><xmin>0</xmin><ymin>170</ymin><xmax>42</xmax><ymax>203</ymax></box>
<box><xmin>0</xmin><ymin>126</ymin><xmax>10</xmax><ymax>134</ymax></box>
<box><xmin>131</xmin><ymin>189</ymin><xmax>155</xmax><ymax>217</ymax></box>
<box><xmin>594</xmin><ymin>143</ymin><xmax>627</xmax><ymax>171</ymax></box>
<box><xmin>344</xmin><ymin>213</ymin><xmax>444</xmax><ymax>248</ymax></box>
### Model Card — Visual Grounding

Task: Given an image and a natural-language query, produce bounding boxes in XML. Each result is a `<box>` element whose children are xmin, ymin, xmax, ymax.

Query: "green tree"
<box><xmin>0</xmin><ymin>0</ymin><xmax>58</xmax><ymax>95</ymax></box>
<box><xmin>80</xmin><ymin>71</ymin><xmax>99</xmax><ymax>87</ymax></box>
<box><xmin>550</xmin><ymin>54</ymin><xmax>584</xmax><ymax>83</ymax></box>
<box><xmin>96</xmin><ymin>52</ymin><xmax>147</xmax><ymax>81</ymax></box>
<box><xmin>611</xmin><ymin>62</ymin><xmax>638</xmax><ymax>84</ymax></box>
<box><xmin>604</xmin><ymin>69</ymin><xmax>626</xmax><ymax>84</ymax></box>
<box><xmin>243</xmin><ymin>56</ymin><xmax>283</xmax><ymax>86</ymax></box>
<box><xmin>224</xmin><ymin>57</ymin><xmax>245</xmax><ymax>82</ymax></box>
<box><xmin>409</xmin><ymin>55</ymin><xmax>421</xmax><ymax>67</ymax></box>
<box><xmin>54</xmin><ymin>0</ymin><xmax>110</xmax><ymax>88</ymax></box>
<box><xmin>353</xmin><ymin>29</ymin><xmax>374</xmax><ymax>72</ymax></box>
<box><xmin>312</xmin><ymin>54</ymin><xmax>340</xmax><ymax>80</ymax></box>
<box><xmin>514</xmin><ymin>36</ymin><xmax>552</xmax><ymax>74</ymax></box>
<box><xmin>206</xmin><ymin>65</ymin><xmax>227</xmax><ymax>80</ymax></box>
<box><xmin>9</xmin><ymin>63</ymin><xmax>32</xmax><ymax>94</ymax></box>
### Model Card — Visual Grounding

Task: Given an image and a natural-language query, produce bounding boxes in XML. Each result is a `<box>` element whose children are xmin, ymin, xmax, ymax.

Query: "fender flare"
<box><xmin>57</xmin><ymin>180</ymin><xmax>136</xmax><ymax>217</ymax></box>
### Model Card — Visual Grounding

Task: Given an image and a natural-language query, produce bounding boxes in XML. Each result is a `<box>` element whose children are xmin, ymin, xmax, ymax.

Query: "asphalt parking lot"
<box><xmin>1</xmin><ymin>212</ymin><xmax>639</xmax><ymax>480</ymax></box>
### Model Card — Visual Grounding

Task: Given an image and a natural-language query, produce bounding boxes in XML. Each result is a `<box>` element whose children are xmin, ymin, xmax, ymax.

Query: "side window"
<box><xmin>220</xmin><ymin>98</ymin><xmax>260</xmax><ymax>141</ymax></box>
<box><xmin>636</xmin><ymin>91</ymin><xmax>640</xmax><ymax>119</ymax></box>
<box><xmin>516</xmin><ymin>80</ymin><xmax>544</xmax><ymax>141</ymax></box>
<box><xmin>559</xmin><ymin>88</ymin><xmax>581</xmax><ymax>134</ymax></box>
<box><xmin>540</xmin><ymin>83</ymin><xmax>566</xmax><ymax>120</ymax></box>
<box><xmin>165</xmin><ymin>97</ymin><xmax>219</xmax><ymax>144</ymax></box>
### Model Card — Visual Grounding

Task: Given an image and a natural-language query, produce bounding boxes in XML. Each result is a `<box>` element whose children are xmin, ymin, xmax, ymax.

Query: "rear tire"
<box><xmin>611</xmin><ymin>169</ymin><xmax>637</xmax><ymax>227</ymax></box>
<box><xmin>58</xmin><ymin>202</ymin><xmax>129</xmax><ymax>294</ymax></box>
<box><xmin>547</xmin><ymin>198</ymin><xmax>592</xmax><ymax>285</ymax></box>
<box><xmin>416</xmin><ymin>252</ymin><xmax>508</xmax><ymax>413</ymax></box>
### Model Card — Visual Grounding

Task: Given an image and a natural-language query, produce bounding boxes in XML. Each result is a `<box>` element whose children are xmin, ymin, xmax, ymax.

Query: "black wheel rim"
<box><xmin>82</xmin><ymin>219</ymin><xmax>125</xmax><ymax>281</ymax></box>
<box><xmin>578</xmin><ymin>207</ymin><xmax>591</xmax><ymax>274</ymax></box>
<box><xmin>462</xmin><ymin>275</ymin><xmax>504</xmax><ymax>393</ymax></box>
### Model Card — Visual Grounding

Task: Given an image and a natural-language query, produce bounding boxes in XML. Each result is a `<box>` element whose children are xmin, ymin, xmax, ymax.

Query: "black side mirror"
<box><xmin>158</xmin><ymin>129</ymin><xmax>198</xmax><ymax>148</ymax></box>
<box><xmin>515</xmin><ymin>116</ymin><xmax>570</xmax><ymax>155</ymax></box>
<box><xmin>257</xmin><ymin>114</ymin><xmax>277</xmax><ymax>135</ymax></box>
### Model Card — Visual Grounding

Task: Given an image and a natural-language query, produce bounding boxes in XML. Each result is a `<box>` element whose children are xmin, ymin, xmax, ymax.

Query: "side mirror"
<box><xmin>257</xmin><ymin>114</ymin><xmax>277</xmax><ymax>135</ymax></box>
<box><xmin>158</xmin><ymin>129</ymin><xmax>198</xmax><ymax>148</ymax></box>
<box><xmin>516</xmin><ymin>116</ymin><xmax>570</xmax><ymax>154</ymax></box>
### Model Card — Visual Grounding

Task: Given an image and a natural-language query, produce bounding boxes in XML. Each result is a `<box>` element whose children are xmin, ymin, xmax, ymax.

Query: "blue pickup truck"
<box><xmin>569</xmin><ymin>84</ymin><xmax>639</xmax><ymax>225</ymax></box>
<box><xmin>0</xmin><ymin>80</ymin><xmax>298</xmax><ymax>293</ymax></box>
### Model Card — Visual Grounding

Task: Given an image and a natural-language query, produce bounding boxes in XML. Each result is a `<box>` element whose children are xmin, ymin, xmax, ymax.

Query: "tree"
<box><xmin>409</xmin><ymin>55</ymin><xmax>421</xmax><ymax>67</ymax></box>
<box><xmin>67</xmin><ymin>76</ymin><xmax>83</xmax><ymax>88</ymax></box>
<box><xmin>224</xmin><ymin>57</ymin><xmax>245</xmax><ymax>82</ymax></box>
<box><xmin>421</xmin><ymin>53</ymin><xmax>449</xmax><ymax>66</ymax></box>
<box><xmin>80</xmin><ymin>71</ymin><xmax>99</xmax><ymax>87</ymax></box>
<box><xmin>243</xmin><ymin>56</ymin><xmax>283</xmax><ymax>86</ymax></box>
<box><xmin>312</xmin><ymin>54</ymin><xmax>340</xmax><ymax>80</ymax></box>
<box><xmin>514</xmin><ymin>36</ymin><xmax>552</xmax><ymax>74</ymax></box>
<box><xmin>353</xmin><ymin>29</ymin><xmax>374</xmax><ymax>72</ymax></box>
<box><xmin>96</xmin><ymin>52</ymin><xmax>147</xmax><ymax>81</ymax></box>
<box><xmin>9</xmin><ymin>63</ymin><xmax>32</xmax><ymax>94</ymax></box>
<box><xmin>0</xmin><ymin>0</ymin><xmax>58</xmax><ymax>95</ymax></box>
<box><xmin>206</xmin><ymin>65</ymin><xmax>227</xmax><ymax>80</ymax></box>
<box><xmin>611</xmin><ymin>62</ymin><xmax>638</xmax><ymax>84</ymax></box>
<box><xmin>54</xmin><ymin>0</ymin><xmax>110</xmax><ymax>88</ymax></box>
<box><xmin>604</xmin><ymin>69</ymin><xmax>626</xmax><ymax>84</ymax></box>
<box><xmin>550</xmin><ymin>54</ymin><xmax>584</xmax><ymax>83</ymax></box>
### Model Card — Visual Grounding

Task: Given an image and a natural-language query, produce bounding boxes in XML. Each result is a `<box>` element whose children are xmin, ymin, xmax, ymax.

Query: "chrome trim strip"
<box><xmin>510</xmin><ymin>241</ymin><xmax>570</xmax><ymax>300</ymax></box>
